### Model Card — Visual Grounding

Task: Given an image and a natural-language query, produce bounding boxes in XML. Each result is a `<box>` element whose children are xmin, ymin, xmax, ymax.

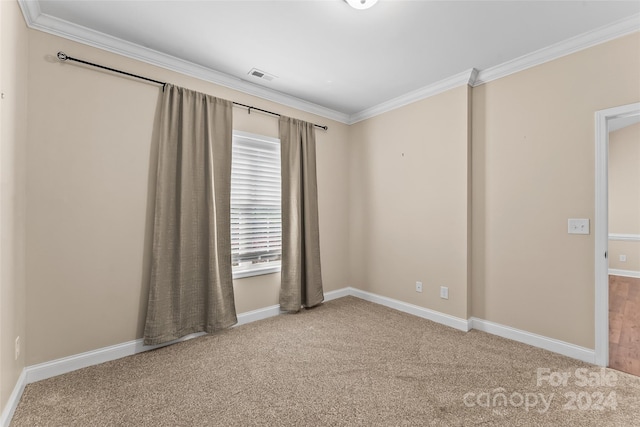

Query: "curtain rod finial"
<box><xmin>57</xmin><ymin>52</ymin><xmax>68</xmax><ymax>61</ymax></box>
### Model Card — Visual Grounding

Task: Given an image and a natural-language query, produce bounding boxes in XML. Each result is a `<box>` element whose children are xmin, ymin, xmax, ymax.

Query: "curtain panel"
<box><xmin>279</xmin><ymin>116</ymin><xmax>324</xmax><ymax>311</ymax></box>
<box><xmin>144</xmin><ymin>84</ymin><xmax>237</xmax><ymax>345</ymax></box>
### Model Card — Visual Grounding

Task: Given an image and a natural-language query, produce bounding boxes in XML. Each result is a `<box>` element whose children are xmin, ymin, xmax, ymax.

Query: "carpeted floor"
<box><xmin>11</xmin><ymin>296</ymin><xmax>640</xmax><ymax>426</ymax></box>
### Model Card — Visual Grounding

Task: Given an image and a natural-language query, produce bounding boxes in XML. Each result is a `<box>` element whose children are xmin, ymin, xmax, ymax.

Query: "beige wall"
<box><xmin>0</xmin><ymin>0</ymin><xmax>28</xmax><ymax>413</ymax></box>
<box><xmin>471</xmin><ymin>33</ymin><xmax>640</xmax><ymax>348</ymax></box>
<box><xmin>608</xmin><ymin>122</ymin><xmax>640</xmax><ymax>272</ymax></box>
<box><xmin>9</xmin><ymin>4</ymin><xmax>640</xmax><ymax>380</ymax></box>
<box><xmin>25</xmin><ymin>30</ymin><xmax>350</xmax><ymax>365</ymax></box>
<box><xmin>609</xmin><ymin>240</ymin><xmax>640</xmax><ymax>272</ymax></box>
<box><xmin>343</xmin><ymin>32</ymin><xmax>639</xmax><ymax>349</ymax></box>
<box><xmin>349</xmin><ymin>85</ymin><xmax>471</xmax><ymax>319</ymax></box>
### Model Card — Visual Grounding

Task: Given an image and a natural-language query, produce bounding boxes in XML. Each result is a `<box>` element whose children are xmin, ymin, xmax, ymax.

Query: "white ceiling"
<box><xmin>26</xmin><ymin>1</ymin><xmax>640</xmax><ymax>121</ymax></box>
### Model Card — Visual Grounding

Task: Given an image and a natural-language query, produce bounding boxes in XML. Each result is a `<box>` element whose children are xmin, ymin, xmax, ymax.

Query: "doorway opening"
<box><xmin>594</xmin><ymin>102</ymin><xmax>640</xmax><ymax>370</ymax></box>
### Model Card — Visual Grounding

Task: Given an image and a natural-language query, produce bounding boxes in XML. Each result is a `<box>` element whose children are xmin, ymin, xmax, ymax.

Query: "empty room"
<box><xmin>2</xmin><ymin>0</ymin><xmax>640</xmax><ymax>425</ymax></box>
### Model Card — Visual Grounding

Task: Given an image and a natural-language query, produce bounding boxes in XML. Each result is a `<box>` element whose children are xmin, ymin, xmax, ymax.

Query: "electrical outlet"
<box><xmin>15</xmin><ymin>336</ymin><xmax>20</xmax><ymax>360</ymax></box>
<box><xmin>416</xmin><ymin>281</ymin><xmax>423</xmax><ymax>293</ymax></box>
<box><xmin>620</xmin><ymin>254</ymin><xmax>627</xmax><ymax>262</ymax></box>
<box><xmin>440</xmin><ymin>286</ymin><xmax>449</xmax><ymax>300</ymax></box>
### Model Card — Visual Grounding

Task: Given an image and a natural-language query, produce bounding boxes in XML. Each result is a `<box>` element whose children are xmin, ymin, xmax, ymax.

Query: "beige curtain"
<box><xmin>279</xmin><ymin>117</ymin><xmax>324</xmax><ymax>311</ymax></box>
<box><xmin>144</xmin><ymin>84</ymin><xmax>237</xmax><ymax>345</ymax></box>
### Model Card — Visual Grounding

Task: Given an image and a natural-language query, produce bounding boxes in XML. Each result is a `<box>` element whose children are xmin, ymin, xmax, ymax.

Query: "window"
<box><xmin>230</xmin><ymin>131</ymin><xmax>282</xmax><ymax>279</ymax></box>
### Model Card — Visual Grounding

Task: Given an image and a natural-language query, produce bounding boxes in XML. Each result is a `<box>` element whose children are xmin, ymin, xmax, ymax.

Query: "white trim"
<box><xmin>594</xmin><ymin>102</ymin><xmax>640</xmax><ymax>367</ymax></box>
<box><xmin>233</xmin><ymin>265</ymin><xmax>281</xmax><ymax>280</ymax></box>
<box><xmin>17</xmin><ymin>2</ymin><xmax>639</xmax><ymax>125</ymax></box>
<box><xmin>0</xmin><ymin>286</ymin><xmax>342</xmax><ymax>427</ymax></box>
<box><xmin>21</xmin><ymin>285</ymin><xmax>598</xmax><ymax>384</ymax></box>
<box><xmin>3</xmin><ymin>286</ymin><xmax>603</xmax><ymax>425</ymax></box>
<box><xmin>21</xmin><ymin>287</ymin><xmax>351</xmax><ymax>385</ymax></box>
<box><xmin>347</xmin><ymin>68</ymin><xmax>477</xmax><ymax>124</ymax></box>
<box><xmin>595</xmin><ymin>107</ymin><xmax>610</xmax><ymax>367</ymax></box>
<box><xmin>17</xmin><ymin>2</ymin><xmax>350</xmax><ymax>124</ymax></box>
<box><xmin>609</xmin><ymin>269</ymin><xmax>640</xmax><ymax>279</ymax></box>
<box><xmin>232</xmin><ymin>130</ymin><xmax>280</xmax><ymax>145</ymax></box>
<box><xmin>324</xmin><ymin>287</ymin><xmax>352</xmax><ymax>301</ymax></box>
<box><xmin>25</xmin><ymin>300</ymin><xmax>290</xmax><ymax>384</ymax></box>
<box><xmin>232</xmin><ymin>287</ymin><xmax>352</xmax><ymax>324</ymax></box>
<box><xmin>469</xmin><ymin>318</ymin><xmax>595</xmax><ymax>364</ymax></box>
<box><xmin>347</xmin><ymin>289</ymin><xmax>595</xmax><ymax>363</ymax></box>
<box><xmin>474</xmin><ymin>14</ymin><xmax>640</xmax><ymax>86</ymax></box>
<box><xmin>608</xmin><ymin>233</ymin><xmax>640</xmax><ymax>242</ymax></box>
<box><xmin>234</xmin><ymin>304</ymin><xmax>281</xmax><ymax>327</ymax></box>
<box><xmin>25</xmin><ymin>332</ymin><xmax>206</xmax><ymax>384</ymax></box>
<box><xmin>0</xmin><ymin>369</ymin><xmax>26</xmax><ymax>427</ymax></box>
<box><xmin>348</xmin><ymin>287</ymin><xmax>471</xmax><ymax>332</ymax></box>
<box><xmin>16</xmin><ymin>0</ymin><xmax>40</xmax><ymax>24</ymax></box>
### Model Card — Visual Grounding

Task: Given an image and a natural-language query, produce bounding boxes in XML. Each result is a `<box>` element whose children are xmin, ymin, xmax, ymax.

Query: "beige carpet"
<box><xmin>11</xmin><ymin>296</ymin><xmax>640</xmax><ymax>426</ymax></box>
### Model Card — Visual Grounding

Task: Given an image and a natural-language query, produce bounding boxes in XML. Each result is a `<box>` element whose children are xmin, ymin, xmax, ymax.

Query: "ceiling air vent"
<box><xmin>248</xmin><ymin>68</ymin><xmax>276</xmax><ymax>82</ymax></box>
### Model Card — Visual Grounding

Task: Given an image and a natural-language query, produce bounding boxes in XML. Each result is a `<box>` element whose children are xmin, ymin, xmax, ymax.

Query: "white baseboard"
<box><xmin>25</xmin><ymin>330</ymin><xmax>211</xmax><ymax>384</ymax></box>
<box><xmin>347</xmin><ymin>289</ymin><xmax>594</xmax><ymax>363</ymax></box>
<box><xmin>234</xmin><ymin>287</ymin><xmax>349</xmax><ymax>326</ymax></box>
<box><xmin>348</xmin><ymin>287</ymin><xmax>471</xmax><ymax>332</ymax></box>
<box><xmin>24</xmin><ymin>287</ymin><xmax>352</xmax><ymax>385</ymax></box>
<box><xmin>469</xmin><ymin>317</ymin><xmax>596</xmax><ymax>364</ymax></box>
<box><xmin>609</xmin><ymin>268</ymin><xmax>640</xmax><ymax>279</ymax></box>
<box><xmin>26</xmin><ymin>305</ymin><xmax>289</xmax><ymax>385</ymax></box>
<box><xmin>4</xmin><ymin>285</ymin><xmax>599</xmax><ymax>426</ymax></box>
<box><xmin>324</xmin><ymin>287</ymin><xmax>352</xmax><ymax>301</ymax></box>
<box><xmin>1</xmin><ymin>369</ymin><xmax>26</xmax><ymax>427</ymax></box>
<box><xmin>235</xmin><ymin>304</ymin><xmax>281</xmax><ymax>326</ymax></box>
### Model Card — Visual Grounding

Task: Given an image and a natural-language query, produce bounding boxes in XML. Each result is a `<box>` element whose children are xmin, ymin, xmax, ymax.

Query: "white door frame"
<box><xmin>594</xmin><ymin>102</ymin><xmax>640</xmax><ymax>367</ymax></box>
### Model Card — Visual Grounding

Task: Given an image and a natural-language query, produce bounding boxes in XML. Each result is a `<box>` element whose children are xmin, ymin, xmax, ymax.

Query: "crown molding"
<box><xmin>474</xmin><ymin>13</ymin><xmax>640</xmax><ymax>86</ymax></box>
<box><xmin>17</xmin><ymin>0</ymin><xmax>40</xmax><ymax>25</ymax></box>
<box><xmin>17</xmin><ymin>1</ymin><xmax>351</xmax><ymax>124</ymax></box>
<box><xmin>468</xmin><ymin>68</ymin><xmax>479</xmax><ymax>86</ymax></box>
<box><xmin>348</xmin><ymin>68</ymin><xmax>478</xmax><ymax>124</ymax></box>
<box><xmin>17</xmin><ymin>1</ymin><xmax>640</xmax><ymax>125</ymax></box>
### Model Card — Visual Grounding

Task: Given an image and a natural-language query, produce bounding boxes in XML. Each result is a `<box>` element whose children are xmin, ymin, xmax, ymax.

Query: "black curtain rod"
<box><xmin>231</xmin><ymin>102</ymin><xmax>328</xmax><ymax>131</ymax></box>
<box><xmin>56</xmin><ymin>51</ymin><xmax>328</xmax><ymax>131</ymax></box>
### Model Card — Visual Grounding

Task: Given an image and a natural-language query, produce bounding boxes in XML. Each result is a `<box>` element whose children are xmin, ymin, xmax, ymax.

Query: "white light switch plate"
<box><xmin>568</xmin><ymin>218</ymin><xmax>589</xmax><ymax>235</ymax></box>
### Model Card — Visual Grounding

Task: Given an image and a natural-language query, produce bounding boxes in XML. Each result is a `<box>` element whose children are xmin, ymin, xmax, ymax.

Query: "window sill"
<box><xmin>232</xmin><ymin>265</ymin><xmax>281</xmax><ymax>280</ymax></box>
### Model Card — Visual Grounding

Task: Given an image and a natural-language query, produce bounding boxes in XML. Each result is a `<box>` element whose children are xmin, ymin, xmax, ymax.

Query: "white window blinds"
<box><xmin>230</xmin><ymin>131</ymin><xmax>282</xmax><ymax>278</ymax></box>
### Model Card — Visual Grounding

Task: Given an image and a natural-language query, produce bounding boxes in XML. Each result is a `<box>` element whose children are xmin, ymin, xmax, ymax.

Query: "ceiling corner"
<box><xmin>348</xmin><ymin>68</ymin><xmax>477</xmax><ymax>125</ymax></box>
<box><xmin>474</xmin><ymin>12</ymin><xmax>640</xmax><ymax>86</ymax></box>
<box><xmin>16</xmin><ymin>0</ymin><xmax>351</xmax><ymax>126</ymax></box>
<box><xmin>17</xmin><ymin>0</ymin><xmax>41</xmax><ymax>27</ymax></box>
